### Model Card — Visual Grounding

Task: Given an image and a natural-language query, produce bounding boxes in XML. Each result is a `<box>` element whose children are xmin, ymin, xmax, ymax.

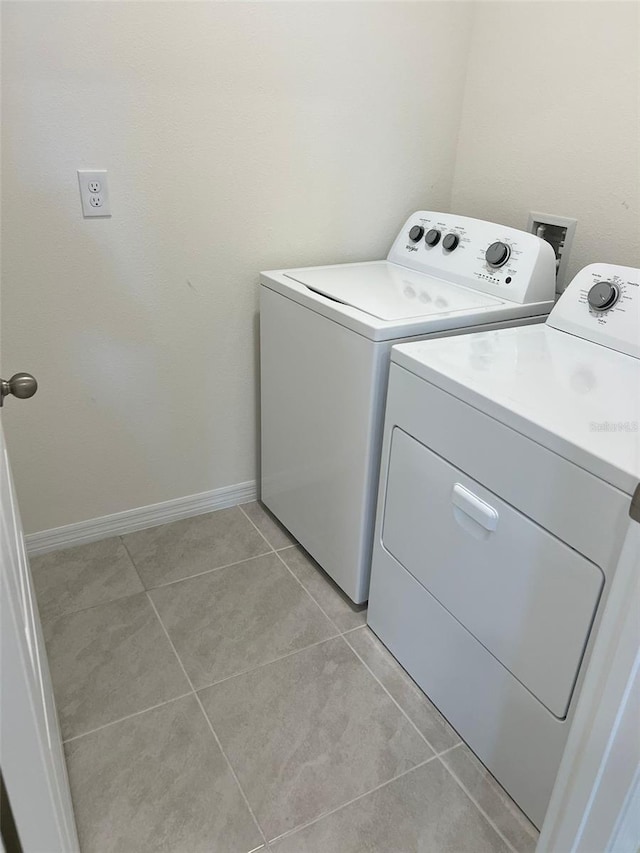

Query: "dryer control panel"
<box><xmin>547</xmin><ymin>263</ymin><xmax>640</xmax><ymax>359</ymax></box>
<box><xmin>387</xmin><ymin>211</ymin><xmax>557</xmax><ymax>306</ymax></box>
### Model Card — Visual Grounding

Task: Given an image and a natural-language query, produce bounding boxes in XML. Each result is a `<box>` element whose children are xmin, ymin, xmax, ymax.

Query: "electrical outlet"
<box><xmin>527</xmin><ymin>211</ymin><xmax>576</xmax><ymax>293</ymax></box>
<box><xmin>78</xmin><ymin>170</ymin><xmax>111</xmax><ymax>217</ymax></box>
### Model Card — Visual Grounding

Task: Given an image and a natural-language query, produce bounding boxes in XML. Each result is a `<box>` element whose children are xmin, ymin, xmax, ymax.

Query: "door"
<box><xmin>0</xmin><ymin>383</ymin><xmax>79</xmax><ymax>852</ymax></box>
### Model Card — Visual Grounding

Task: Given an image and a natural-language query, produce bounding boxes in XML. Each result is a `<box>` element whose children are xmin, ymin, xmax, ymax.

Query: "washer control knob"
<box><xmin>409</xmin><ymin>225</ymin><xmax>425</xmax><ymax>242</ymax></box>
<box><xmin>425</xmin><ymin>228</ymin><xmax>441</xmax><ymax>247</ymax></box>
<box><xmin>588</xmin><ymin>281</ymin><xmax>620</xmax><ymax>312</ymax></box>
<box><xmin>485</xmin><ymin>241</ymin><xmax>511</xmax><ymax>267</ymax></box>
<box><xmin>442</xmin><ymin>233</ymin><xmax>459</xmax><ymax>251</ymax></box>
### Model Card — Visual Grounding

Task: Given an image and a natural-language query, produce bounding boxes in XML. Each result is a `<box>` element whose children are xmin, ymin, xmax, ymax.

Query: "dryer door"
<box><xmin>381</xmin><ymin>426</ymin><xmax>604</xmax><ymax>718</ymax></box>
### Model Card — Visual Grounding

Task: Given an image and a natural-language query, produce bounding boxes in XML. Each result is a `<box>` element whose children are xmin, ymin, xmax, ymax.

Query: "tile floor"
<box><xmin>31</xmin><ymin>502</ymin><xmax>539</xmax><ymax>853</ymax></box>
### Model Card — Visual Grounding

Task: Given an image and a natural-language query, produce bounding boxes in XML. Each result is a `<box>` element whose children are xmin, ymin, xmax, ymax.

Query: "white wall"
<box><xmin>0</xmin><ymin>1</ymin><xmax>473</xmax><ymax>534</ymax></box>
<box><xmin>3</xmin><ymin>1</ymin><xmax>638</xmax><ymax>537</ymax></box>
<box><xmin>451</xmin><ymin>1</ymin><xmax>639</xmax><ymax>283</ymax></box>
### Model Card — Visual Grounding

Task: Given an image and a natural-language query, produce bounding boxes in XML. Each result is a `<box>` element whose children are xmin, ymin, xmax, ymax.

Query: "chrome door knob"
<box><xmin>0</xmin><ymin>373</ymin><xmax>38</xmax><ymax>407</ymax></box>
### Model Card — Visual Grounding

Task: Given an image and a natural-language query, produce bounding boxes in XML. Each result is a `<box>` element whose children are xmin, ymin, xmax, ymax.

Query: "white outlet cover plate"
<box><xmin>77</xmin><ymin>169</ymin><xmax>111</xmax><ymax>217</ymax></box>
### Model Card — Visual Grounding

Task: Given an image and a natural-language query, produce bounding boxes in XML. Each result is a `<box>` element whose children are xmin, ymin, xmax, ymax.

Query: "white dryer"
<box><xmin>260</xmin><ymin>211</ymin><xmax>555</xmax><ymax>603</ymax></box>
<box><xmin>368</xmin><ymin>263</ymin><xmax>640</xmax><ymax>827</ymax></box>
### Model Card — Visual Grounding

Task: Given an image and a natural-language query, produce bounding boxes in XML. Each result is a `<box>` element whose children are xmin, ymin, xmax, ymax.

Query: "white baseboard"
<box><xmin>24</xmin><ymin>480</ymin><xmax>258</xmax><ymax>556</ymax></box>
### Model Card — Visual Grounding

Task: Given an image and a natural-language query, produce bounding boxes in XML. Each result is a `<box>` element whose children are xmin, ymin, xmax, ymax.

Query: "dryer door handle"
<box><xmin>452</xmin><ymin>484</ymin><xmax>499</xmax><ymax>532</ymax></box>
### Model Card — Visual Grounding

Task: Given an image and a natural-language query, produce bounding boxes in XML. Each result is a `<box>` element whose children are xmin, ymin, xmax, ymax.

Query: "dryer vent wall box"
<box><xmin>259</xmin><ymin>210</ymin><xmax>557</xmax><ymax>605</ymax></box>
<box><xmin>368</xmin><ymin>262</ymin><xmax>639</xmax><ymax>829</ymax></box>
<box><xmin>527</xmin><ymin>211</ymin><xmax>577</xmax><ymax>293</ymax></box>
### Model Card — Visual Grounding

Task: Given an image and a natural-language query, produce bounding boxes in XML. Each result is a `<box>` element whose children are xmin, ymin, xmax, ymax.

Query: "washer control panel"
<box><xmin>388</xmin><ymin>211</ymin><xmax>556</xmax><ymax>305</ymax></box>
<box><xmin>547</xmin><ymin>263</ymin><xmax>640</xmax><ymax>358</ymax></box>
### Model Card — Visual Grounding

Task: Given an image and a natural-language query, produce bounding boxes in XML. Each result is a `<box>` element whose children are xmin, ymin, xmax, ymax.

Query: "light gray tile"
<box><xmin>346</xmin><ymin>626</ymin><xmax>461</xmax><ymax>754</ymax></box>
<box><xmin>65</xmin><ymin>695</ymin><xmax>262</xmax><ymax>853</ymax></box>
<box><xmin>271</xmin><ymin>760</ymin><xmax>510</xmax><ymax>853</ymax></box>
<box><xmin>43</xmin><ymin>593</ymin><xmax>190</xmax><ymax>739</ymax></box>
<box><xmin>278</xmin><ymin>545</ymin><xmax>367</xmax><ymax>632</ymax></box>
<box><xmin>199</xmin><ymin>637</ymin><xmax>432</xmax><ymax>840</ymax></box>
<box><xmin>122</xmin><ymin>507</ymin><xmax>269</xmax><ymax>587</ymax></box>
<box><xmin>30</xmin><ymin>538</ymin><xmax>143</xmax><ymax>620</ymax></box>
<box><xmin>442</xmin><ymin>743</ymin><xmax>539</xmax><ymax>852</ymax></box>
<box><xmin>150</xmin><ymin>553</ymin><xmax>336</xmax><ymax>688</ymax></box>
<box><xmin>241</xmin><ymin>501</ymin><xmax>295</xmax><ymax>550</ymax></box>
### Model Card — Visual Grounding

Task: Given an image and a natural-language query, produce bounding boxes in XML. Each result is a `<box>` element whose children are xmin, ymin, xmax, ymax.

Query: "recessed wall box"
<box><xmin>527</xmin><ymin>211</ymin><xmax>577</xmax><ymax>293</ymax></box>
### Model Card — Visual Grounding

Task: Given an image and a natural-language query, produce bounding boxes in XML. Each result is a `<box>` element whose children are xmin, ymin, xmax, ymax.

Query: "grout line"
<box><xmin>119</xmin><ymin>534</ymin><xmax>146</xmax><ymax>588</ymax></box>
<box><xmin>265</xmin><ymin>544</ymin><xmax>354</xmax><ymax>640</ymax></box>
<box><xmin>43</xmin><ymin>541</ymin><xmax>280</xmax><ymax>623</ymax></box>
<box><xmin>238</xmin><ymin>504</ymin><xmax>278</xmax><ymax>553</ymax></box>
<box><xmin>62</xmin><ymin>692</ymin><xmax>194</xmax><ymax>744</ymax></box>
<box><xmin>273</xmin><ymin>550</ymin><xmax>345</xmax><ymax>635</ymax></box>
<box><xmin>192</xmin><ymin>690</ymin><xmax>269</xmax><ymax>849</ymax></box>
<box><xmin>273</xmin><ymin>549</ymin><xmax>367</xmax><ymax>636</ymax></box>
<box><xmin>268</xmin><ymin>754</ymin><xmax>439</xmax><ymax>846</ymax></box>
<box><xmin>147</xmin><ymin>593</ymin><xmax>269</xmax><ymax>848</ymax></box>
<box><xmin>42</xmin><ymin>587</ymin><xmax>147</xmax><ymax>624</ymax></box>
<box><xmin>194</xmin><ymin>633</ymin><xmax>342</xmax><ymax>693</ymax></box>
<box><xmin>271</xmin><ymin>551</ymin><xmax>445</xmax><ymax>755</ymax></box>
<box><xmin>242</xmin><ymin>510</ymin><xmax>364</xmax><ymax>641</ymax></box>
<box><xmin>434</xmin><ymin>742</ymin><xmax>463</xmax><ymax>760</ymax></box>
<box><xmin>146</xmin><ymin>594</ymin><xmax>195</xmax><ymax>688</ymax></box>
<box><xmin>340</xmin><ymin>624</ymin><xmax>368</xmax><ymax>637</ymax></box>
<box><xmin>238</xmin><ymin>502</ymin><xmax>297</xmax><ymax>555</ymax></box>
<box><xmin>445</xmin><ymin>746</ymin><xmax>539</xmax><ymax>841</ymax></box>
<box><xmin>340</xmin><ymin>630</ymin><xmax>440</xmax><ymax>755</ymax></box>
<box><xmin>130</xmin><ymin>548</ymin><xmax>275</xmax><ymax>593</ymax></box>
<box><xmin>269</xmin><ymin>743</ymin><xmax>500</xmax><ymax>849</ymax></box>
<box><xmin>119</xmin><ymin>535</ymin><xmax>146</xmax><ymax>589</ymax></box>
<box><xmin>438</xmin><ymin>757</ymin><xmax>521</xmax><ymax>853</ymax></box>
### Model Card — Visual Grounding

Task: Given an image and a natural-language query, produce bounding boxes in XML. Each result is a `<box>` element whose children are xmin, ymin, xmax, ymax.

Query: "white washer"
<box><xmin>367</xmin><ymin>263</ymin><xmax>640</xmax><ymax>827</ymax></box>
<box><xmin>260</xmin><ymin>211</ymin><xmax>556</xmax><ymax>603</ymax></box>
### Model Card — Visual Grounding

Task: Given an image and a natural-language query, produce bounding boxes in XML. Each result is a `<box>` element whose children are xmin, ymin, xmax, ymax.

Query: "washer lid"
<box><xmin>284</xmin><ymin>261</ymin><xmax>501</xmax><ymax>321</ymax></box>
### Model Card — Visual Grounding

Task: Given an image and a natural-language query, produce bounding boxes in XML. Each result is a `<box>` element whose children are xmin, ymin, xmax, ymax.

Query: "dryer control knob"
<box><xmin>485</xmin><ymin>241</ymin><xmax>511</xmax><ymax>267</ymax></box>
<box><xmin>425</xmin><ymin>228</ymin><xmax>441</xmax><ymax>246</ymax></box>
<box><xmin>409</xmin><ymin>225</ymin><xmax>425</xmax><ymax>242</ymax></box>
<box><xmin>588</xmin><ymin>281</ymin><xmax>620</xmax><ymax>312</ymax></box>
<box><xmin>442</xmin><ymin>233</ymin><xmax>459</xmax><ymax>251</ymax></box>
